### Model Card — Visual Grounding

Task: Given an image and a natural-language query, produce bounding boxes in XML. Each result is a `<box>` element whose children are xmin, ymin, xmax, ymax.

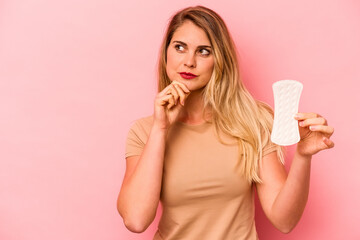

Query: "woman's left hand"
<box><xmin>294</xmin><ymin>112</ymin><xmax>335</xmax><ymax>157</ymax></box>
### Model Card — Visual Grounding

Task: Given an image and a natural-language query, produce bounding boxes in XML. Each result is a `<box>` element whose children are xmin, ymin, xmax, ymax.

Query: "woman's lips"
<box><xmin>179</xmin><ymin>72</ymin><xmax>198</xmax><ymax>80</ymax></box>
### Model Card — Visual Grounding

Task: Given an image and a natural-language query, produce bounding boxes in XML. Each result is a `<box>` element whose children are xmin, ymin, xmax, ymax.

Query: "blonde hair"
<box><xmin>157</xmin><ymin>6</ymin><xmax>284</xmax><ymax>183</ymax></box>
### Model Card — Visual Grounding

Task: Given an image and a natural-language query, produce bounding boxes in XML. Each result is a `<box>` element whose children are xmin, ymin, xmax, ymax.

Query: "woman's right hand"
<box><xmin>153</xmin><ymin>80</ymin><xmax>190</xmax><ymax>130</ymax></box>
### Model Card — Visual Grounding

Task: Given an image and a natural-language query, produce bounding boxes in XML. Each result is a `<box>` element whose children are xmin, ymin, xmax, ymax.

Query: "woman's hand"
<box><xmin>153</xmin><ymin>80</ymin><xmax>190</xmax><ymax>130</ymax></box>
<box><xmin>294</xmin><ymin>112</ymin><xmax>335</xmax><ymax>157</ymax></box>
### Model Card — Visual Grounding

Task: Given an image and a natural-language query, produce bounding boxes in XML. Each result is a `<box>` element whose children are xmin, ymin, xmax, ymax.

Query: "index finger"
<box><xmin>158</xmin><ymin>83</ymin><xmax>179</xmax><ymax>97</ymax></box>
<box><xmin>171</xmin><ymin>80</ymin><xmax>190</xmax><ymax>93</ymax></box>
<box><xmin>294</xmin><ymin>112</ymin><xmax>321</xmax><ymax>120</ymax></box>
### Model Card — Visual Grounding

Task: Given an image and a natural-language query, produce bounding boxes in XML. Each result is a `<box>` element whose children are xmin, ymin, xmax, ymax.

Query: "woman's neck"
<box><xmin>177</xmin><ymin>89</ymin><xmax>212</xmax><ymax>124</ymax></box>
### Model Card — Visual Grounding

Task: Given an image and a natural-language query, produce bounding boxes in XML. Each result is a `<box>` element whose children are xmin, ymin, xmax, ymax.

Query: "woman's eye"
<box><xmin>175</xmin><ymin>45</ymin><xmax>185</xmax><ymax>51</ymax></box>
<box><xmin>199</xmin><ymin>48</ymin><xmax>211</xmax><ymax>56</ymax></box>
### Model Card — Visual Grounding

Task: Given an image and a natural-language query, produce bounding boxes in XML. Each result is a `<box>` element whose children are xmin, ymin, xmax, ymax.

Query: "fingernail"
<box><xmin>299</xmin><ymin>121</ymin><xmax>304</xmax><ymax>127</ymax></box>
<box><xmin>310</xmin><ymin>126</ymin><xmax>316</xmax><ymax>130</ymax></box>
<box><xmin>294</xmin><ymin>113</ymin><xmax>301</xmax><ymax>119</ymax></box>
<box><xmin>181</xmin><ymin>100</ymin><xmax>184</xmax><ymax>106</ymax></box>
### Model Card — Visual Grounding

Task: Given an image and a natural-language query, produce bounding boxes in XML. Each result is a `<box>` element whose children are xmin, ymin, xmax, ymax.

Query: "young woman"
<box><xmin>117</xmin><ymin>5</ymin><xmax>334</xmax><ymax>239</ymax></box>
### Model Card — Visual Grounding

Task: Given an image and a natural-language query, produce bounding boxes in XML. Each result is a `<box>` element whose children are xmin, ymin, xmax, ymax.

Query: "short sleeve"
<box><xmin>125</xmin><ymin>115</ymin><xmax>153</xmax><ymax>158</ymax></box>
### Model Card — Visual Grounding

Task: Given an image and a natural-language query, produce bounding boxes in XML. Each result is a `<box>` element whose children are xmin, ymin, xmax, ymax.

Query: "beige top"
<box><xmin>125</xmin><ymin>115</ymin><xmax>277</xmax><ymax>240</ymax></box>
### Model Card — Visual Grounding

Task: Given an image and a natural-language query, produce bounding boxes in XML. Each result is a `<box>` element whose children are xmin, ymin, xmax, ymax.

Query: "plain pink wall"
<box><xmin>0</xmin><ymin>0</ymin><xmax>359</xmax><ymax>239</ymax></box>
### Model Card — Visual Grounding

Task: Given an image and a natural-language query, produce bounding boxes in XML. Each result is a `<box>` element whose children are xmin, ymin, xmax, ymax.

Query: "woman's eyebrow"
<box><xmin>172</xmin><ymin>40</ymin><xmax>212</xmax><ymax>48</ymax></box>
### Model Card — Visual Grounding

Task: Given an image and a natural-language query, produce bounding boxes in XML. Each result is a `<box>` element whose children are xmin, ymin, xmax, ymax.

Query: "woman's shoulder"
<box><xmin>129</xmin><ymin>114</ymin><xmax>154</xmax><ymax>132</ymax></box>
<box><xmin>136</xmin><ymin>114</ymin><xmax>153</xmax><ymax>125</ymax></box>
<box><xmin>125</xmin><ymin>115</ymin><xmax>153</xmax><ymax>158</ymax></box>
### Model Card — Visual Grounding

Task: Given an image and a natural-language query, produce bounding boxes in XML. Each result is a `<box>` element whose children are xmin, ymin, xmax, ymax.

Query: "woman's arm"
<box><xmin>117</xmin><ymin>81</ymin><xmax>190</xmax><ymax>233</ymax></box>
<box><xmin>256</xmin><ymin>151</ymin><xmax>311</xmax><ymax>233</ymax></box>
<box><xmin>256</xmin><ymin>112</ymin><xmax>334</xmax><ymax>233</ymax></box>
<box><xmin>117</xmin><ymin>126</ymin><xmax>167</xmax><ymax>233</ymax></box>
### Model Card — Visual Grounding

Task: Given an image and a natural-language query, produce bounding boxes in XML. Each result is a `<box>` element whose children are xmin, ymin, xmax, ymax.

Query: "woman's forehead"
<box><xmin>171</xmin><ymin>21</ymin><xmax>211</xmax><ymax>47</ymax></box>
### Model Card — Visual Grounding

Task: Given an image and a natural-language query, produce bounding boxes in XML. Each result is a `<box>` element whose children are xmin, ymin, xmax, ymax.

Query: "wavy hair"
<box><xmin>157</xmin><ymin>6</ymin><xmax>284</xmax><ymax>183</ymax></box>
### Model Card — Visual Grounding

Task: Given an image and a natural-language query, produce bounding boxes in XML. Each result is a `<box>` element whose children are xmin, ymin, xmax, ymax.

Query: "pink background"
<box><xmin>0</xmin><ymin>0</ymin><xmax>359</xmax><ymax>239</ymax></box>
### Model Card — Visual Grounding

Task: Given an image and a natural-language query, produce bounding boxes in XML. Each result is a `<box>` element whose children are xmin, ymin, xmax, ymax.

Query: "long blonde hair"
<box><xmin>157</xmin><ymin>6</ymin><xmax>284</xmax><ymax>183</ymax></box>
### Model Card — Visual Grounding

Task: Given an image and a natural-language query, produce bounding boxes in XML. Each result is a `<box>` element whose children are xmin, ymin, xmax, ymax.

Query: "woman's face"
<box><xmin>166</xmin><ymin>20</ymin><xmax>214</xmax><ymax>91</ymax></box>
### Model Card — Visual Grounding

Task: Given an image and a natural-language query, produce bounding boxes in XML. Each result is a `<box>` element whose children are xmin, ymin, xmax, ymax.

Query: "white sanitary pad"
<box><xmin>271</xmin><ymin>80</ymin><xmax>303</xmax><ymax>146</ymax></box>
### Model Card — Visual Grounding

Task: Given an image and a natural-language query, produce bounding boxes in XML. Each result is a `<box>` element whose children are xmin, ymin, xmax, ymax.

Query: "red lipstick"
<box><xmin>179</xmin><ymin>72</ymin><xmax>198</xmax><ymax>80</ymax></box>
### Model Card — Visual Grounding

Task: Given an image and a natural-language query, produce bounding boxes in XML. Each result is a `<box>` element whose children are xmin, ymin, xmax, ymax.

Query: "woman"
<box><xmin>117</xmin><ymin>5</ymin><xmax>334</xmax><ymax>239</ymax></box>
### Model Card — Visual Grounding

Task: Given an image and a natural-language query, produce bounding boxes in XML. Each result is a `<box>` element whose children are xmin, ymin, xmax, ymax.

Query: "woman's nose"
<box><xmin>184</xmin><ymin>52</ymin><xmax>196</xmax><ymax>68</ymax></box>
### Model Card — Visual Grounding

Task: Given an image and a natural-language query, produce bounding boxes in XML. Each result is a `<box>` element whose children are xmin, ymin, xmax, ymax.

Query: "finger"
<box><xmin>294</xmin><ymin>112</ymin><xmax>320</xmax><ymax>120</ymax></box>
<box><xmin>167</xmin><ymin>94</ymin><xmax>175</xmax><ymax>109</ymax></box>
<box><xmin>169</xmin><ymin>85</ymin><xmax>180</xmax><ymax>105</ymax></box>
<box><xmin>158</xmin><ymin>94</ymin><xmax>174</xmax><ymax>106</ymax></box>
<box><xmin>323</xmin><ymin>137</ymin><xmax>335</xmax><ymax>148</ymax></box>
<box><xmin>174</xmin><ymin>84</ymin><xmax>186</xmax><ymax>106</ymax></box>
<box><xmin>308</xmin><ymin>125</ymin><xmax>334</xmax><ymax>135</ymax></box>
<box><xmin>172</xmin><ymin>80</ymin><xmax>190</xmax><ymax>93</ymax></box>
<box><xmin>159</xmin><ymin>83</ymin><xmax>178</xmax><ymax>97</ymax></box>
<box><xmin>299</xmin><ymin>117</ymin><xmax>328</xmax><ymax>127</ymax></box>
